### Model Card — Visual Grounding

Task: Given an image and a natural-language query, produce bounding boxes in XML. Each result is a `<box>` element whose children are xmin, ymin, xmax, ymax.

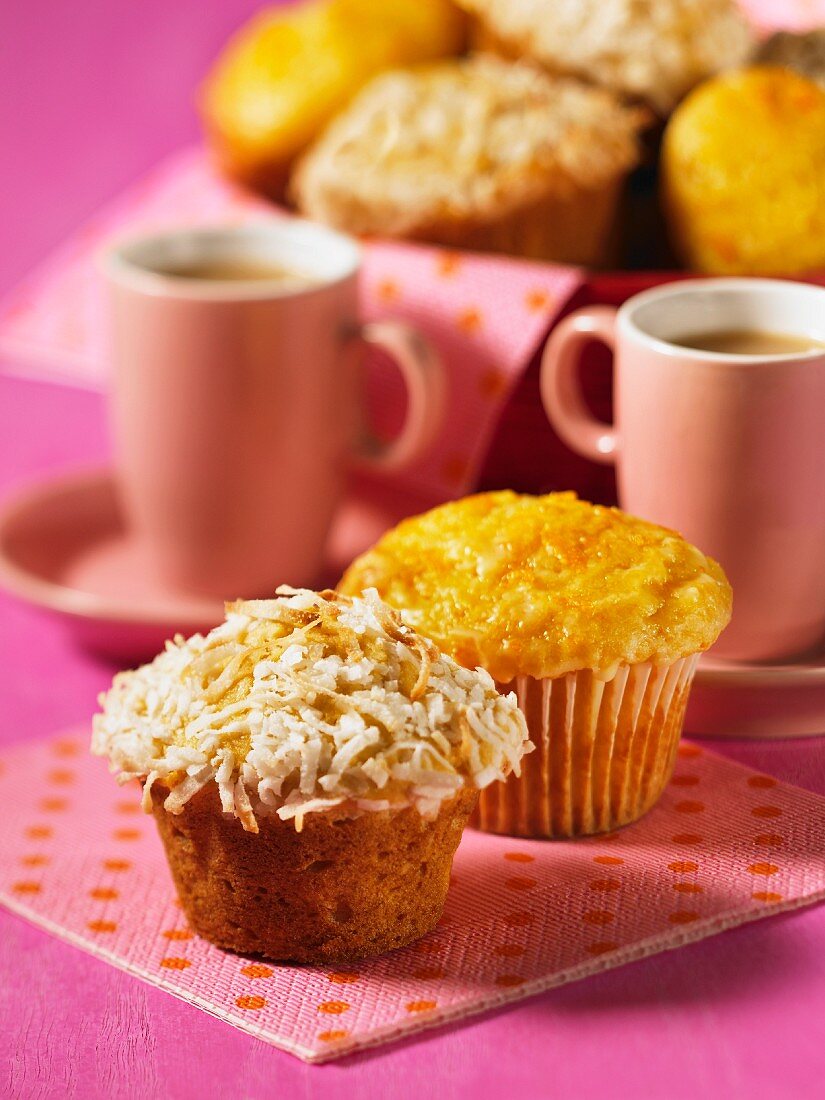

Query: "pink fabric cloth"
<box><xmin>2</xmin><ymin>730</ymin><xmax>824</xmax><ymax>1063</ymax></box>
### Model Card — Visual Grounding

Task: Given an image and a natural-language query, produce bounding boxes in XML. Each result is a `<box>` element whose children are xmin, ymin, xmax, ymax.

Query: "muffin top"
<box><xmin>661</xmin><ymin>65</ymin><xmax>825</xmax><ymax>276</ymax></box>
<box><xmin>455</xmin><ymin>0</ymin><xmax>754</xmax><ymax>114</ymax></box>
<box><xmin>92</xmin><ymin>587</ymin><xmax>530</xmax><ymax>832</ymax></box>
<box><xmin>292</xmin><ymin>55</ymin><xmax>645</xmax><ymax>236</ymax></box>
<box><xmin>339</xmin><ymin>492</ymin><xmax>732</xmax><ymax>682</ymax></box>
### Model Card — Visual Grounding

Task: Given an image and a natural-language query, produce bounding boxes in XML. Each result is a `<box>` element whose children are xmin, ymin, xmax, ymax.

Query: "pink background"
<box><xmin>3</xmin><ymin>1</ymin><xmax>825</xmax><ymax>1097</ymax></box>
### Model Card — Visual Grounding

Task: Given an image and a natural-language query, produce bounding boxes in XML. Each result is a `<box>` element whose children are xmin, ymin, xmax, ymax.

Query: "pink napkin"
<box><xmin>0</xmin><ymin>149</ymin><xmax>581</xmax><ymax>502</ymax></box>
<box><xmin>2</xmin><ymin>731</ymin><xmax>824</xmax><ymax>1063</ymax></box>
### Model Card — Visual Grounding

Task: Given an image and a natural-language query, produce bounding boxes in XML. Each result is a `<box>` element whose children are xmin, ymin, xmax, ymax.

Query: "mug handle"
<box><xmin>352</xmin><ymin>320</ymin><xmax>447</xmax><ymax>471</ymax></box>
<box><xmin>539</xmin><ymin>306</ymin><xmax>619</xmax><ymax>465</ymax></box>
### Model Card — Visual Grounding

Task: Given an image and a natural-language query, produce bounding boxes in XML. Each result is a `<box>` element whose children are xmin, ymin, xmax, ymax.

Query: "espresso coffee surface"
<box><xmin>670</xmin><ymin>328</ymin><xmax>825</xmax><ymax>355</ymax></box>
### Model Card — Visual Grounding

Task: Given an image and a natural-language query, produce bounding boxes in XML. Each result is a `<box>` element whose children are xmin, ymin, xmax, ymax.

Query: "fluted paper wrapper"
<box><xmin>473</xmin><ymin>656</ymin><xmax>699</xmax><ymax>839</ymax></box>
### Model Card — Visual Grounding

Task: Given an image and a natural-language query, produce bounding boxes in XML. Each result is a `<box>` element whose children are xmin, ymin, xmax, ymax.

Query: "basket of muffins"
<box><xmin>198</xmin><ymin>0</ymin><xmax>825</xmax><ymax>278</ymax></box>
<box><xmin>94</xmin><ymin>493</ymin><xmax>731</xmax><ymax>963</ymax></box>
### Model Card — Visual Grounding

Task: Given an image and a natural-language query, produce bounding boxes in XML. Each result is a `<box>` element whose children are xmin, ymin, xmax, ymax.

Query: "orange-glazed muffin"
<box><xmin>340</xmin><ymin>492</ymin><xmax>732</xmax><ymax>838</ymax></box>
<box><xmin>92</xmin><ymin>587</ymin><xmax>529</xmax><ymax>962</ymax></box>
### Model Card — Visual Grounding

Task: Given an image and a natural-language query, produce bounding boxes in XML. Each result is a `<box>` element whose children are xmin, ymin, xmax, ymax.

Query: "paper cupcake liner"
<box><xmin>472</xmin><ymin>655</ymin><xmax>699</xmax><ymax>839</ymax></box>
<box><xmin>418</xmin><ymin>177</ymin><xmax>624</xmax><ymax>266</ymax></box>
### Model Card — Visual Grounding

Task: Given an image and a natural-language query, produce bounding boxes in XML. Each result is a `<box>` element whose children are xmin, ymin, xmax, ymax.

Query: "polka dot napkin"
<box><xmin>2</xmin><ymin>731</ymin><xmax>825</xmax><ymax>1063</ymax></box>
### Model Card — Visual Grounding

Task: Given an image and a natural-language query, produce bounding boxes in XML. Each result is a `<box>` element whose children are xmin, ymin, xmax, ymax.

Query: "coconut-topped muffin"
<box><xmin>93</xmin><ymin>587</ymin><xmax>529</xmax><ymax>962</ymax></box>
<box><xmin>341</xmin><ymin>491</ymin><xmax>732</xmax><ymax>683</ymax></box>
<box><xmin>456</xmin><ymin>0</ymin><xmax>754</xmax><ymax>114</ymax></box>
<box><xmin>293</xmin><ymin>55</ymin><xmax>646</xmax><ymax>264</ymax></box>
<box><xmin>93</xmin><ymin>586</ymin><xmax>529</xmax><ymax>831</ymax></box>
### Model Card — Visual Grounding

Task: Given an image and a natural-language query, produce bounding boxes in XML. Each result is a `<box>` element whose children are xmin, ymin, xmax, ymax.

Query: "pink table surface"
<box><xmin>3</xmin><ymin>1</ymin><xmax>825</xmax><ymax>1096</ymax></box>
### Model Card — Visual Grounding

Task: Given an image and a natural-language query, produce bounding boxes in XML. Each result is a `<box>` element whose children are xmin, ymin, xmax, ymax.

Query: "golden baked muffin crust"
<box><xmin>293</xmin><ymin>55</ymin><xmax>645</xmax><ymax>241</ymax></box>
<box><xmin>340</xmin><ymin>492</ymin><xmax>732</xmax><ymax>682</ymax></box>
<box><xmin>456</xmin><ymin>0</ymin><xmax>754</xmax><ymax>114</ymax></box>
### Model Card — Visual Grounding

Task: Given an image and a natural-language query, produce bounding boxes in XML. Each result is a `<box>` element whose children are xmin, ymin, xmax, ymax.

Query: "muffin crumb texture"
<box><xmin>93</xmin><ymin>587</ymin><xmax>529</xmax><ymax>832</ymax></box>
<box><xmin>293</xmin><ymin>54</ymin><xmax>645</xmax><ymax>239</ymax></box>
<box><xmin>455</xmin><ymin>0</ymin><xmax>754</xmax><ymax>113</ymax></box>
<box><xmin>340</xmin><ymin>492</ymin><xmax>732</xmax><ymax>683</ymax></box>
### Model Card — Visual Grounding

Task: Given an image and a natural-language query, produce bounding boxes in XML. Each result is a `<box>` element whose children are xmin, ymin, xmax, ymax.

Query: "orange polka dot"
<box><xmin>747</xmin><ymin>775</ymin><xmax>777</xmax><ymax>789</ymax></box>
<box><xmin>503</xmin><ymin>911</ymin><xmax>534</xmax><ymax>928</ymax></box>
<box><xmin>479</xmin><ymin>369</ymin><xmax>508</xmax><ymax>399</ymax></box>
<box><xmin>375</xmin><ymin>279</ymin><xmax>399</xmax><ymax>305</ymax></box>
<box><xmin>47</xmin><ymin>769</ymin><xmax>74</xmax><ymax>785</ymax></box>
<box><xmin>116</xmin><ymin>801</ymin><xmax>141</xmax><ymax>815</ymax></box>
<box><xmin>752</xmin><ymin>806</ymin><xmax>782</xmax><ymax>819</ymax></box>
<box><xmin>672</xmin><ymin>833</ymin><xmax>704</xmax><ymax>846</ymax></box>
<box><xmin>163</xmin><ymin>929</ymin><xmax>193</xmax><ymax>941</ymax></box>
<box><xmin>52</xmin><ymin>739</ymin><xmax>80</xmax><ymax>757</ymax></box>
<box><xmin>241</xmin><ymin>963</ymin><xmax>273</xmax><ymax>979</ymax></box>
<box><xmin>87</xmin><ymin>920</ymin><xmax>117</xmax><ymax>933</ymax></box>
<box><xmin>752</xmin><ymin>891</ymin><xmax>783</xmax><ymax>904</ymax></box>
<box><xmin>160</xmin><ymin>957</ymin><xmax>191</xmax><ymax>970</ymax></box>
<box><xmin>436</xmin><ymin>251</ymin><xmax>461</xmax><ymax>277</ymax></box>
<box><xmin>668</xmin><ymin>860</ymin><xmax>699</xmax><ymax>873</ymax></box>
<box><xmin>318</xmin><ymin>1001</ymin><xmax>350</xmax><ymax>1015</ymax></box>
<box><xmin>407</xmin><ymin>1000</ymin><xmax>437</xmax><ymax>1013</ymax></box>
<box><xmin>236</xmin><ymin>995</ymin><xmax>266</xmax><ymax>1010</ymax></box>
<box><xmin>413</xmin><ymin>941</ymin><xmax>443</xmax><ymax>955</ymax></box>
<box><xmin>412</xmin><ymin>966</ymin><xmax>445</xmax><ymax>981</ymax></box>
<box><xmin>457</xmin><ymin>307</ymin><xmax>482</xmax><ymax>334</ymax></box>
<box><xmin>26</xmin><ymin>825</ymin><xmax>52</xmax><ymax>839</ymax></box>
<box><xmin>668</xmin><ymin>910</ymin><xmax>700</xmax><ymax>924</ymax></box>
<box><xmin>673</xmin><ymin>883</ymin><xmax>704</xmax><ymax>895</ymax></box>
<box><xmin>675</xmin><ymin>800</ymin><xmax>705</xmax><ymax>814</ymax></box>
<box><xmin>40</xmin><ymin>798</ymin><xmax>67</xmax><ymax>812</ymax></box>
<box><xmin>587</xmin><ymin>941</ymin><xmax>619</xmax><ymax>956</ymax></box>
<box><xmin>20</xmin><ymin>854</ymin><xmax>49</xmax><ymax>867</ymax></box>
<box><xmin>525</xmin><ymin>288</ymin><xmax>553</xmax><ymax>312</ymax></box>
<box><xmin>582</xmin><ymin>910</ymin><xmax>614</xmax><ymax>926</ymax></box>
<box><xmin>593</xmin><ymin>855</ymin><xmax>624</xmax><ymax>866</ymax></box>
<box><xmin>504</xmin><ymin>852</ymin><xmax>535</xmax><ymax>863</ymax></box>
<box><xmin>318</xmin><ymin>1029</ymin><xmax>348</xmax><ymax>1042</ymax></box>
<box><xmin>505</xmin><ymin>876</ymin><xmax>537</xmax><ymax>892</ymax></box>
<box><xmin>494</xmin><ymin>944</ymin><xmax>526</xmax><ymax>958</ymax></box>
<box><xmin>678</xmin><ymin>743</ymin><xmax>702</xmax><ymax>758</ymax></box>
<box><xmin>589</xmin><ymin>878</ymin><xmax>621</xmax><ymax>892</ymax></box>
<box><xmin>328</xmin><ymin>971</ymin><xmax>360</xmax><ymax>984</ymax></box>
<box><xmin>12</xmin><ymin>881</ymin><xmax>41</xmax><ymax>894</ymax></box>
<box><xmin>89</xmin><ymin>888</ymin><xmax>119</xmax><ymax>901</ymax></box>
<box><xmin>748</xmin><ymin>862</ymin><xmax>780</xmax><ymax>876</ymax></box>
<box><xmin>441</xmin><ymin>454</ymin><xmax>470</xmax><ymax>488</ymax></box>
<box><xmin>754</xmin><ymin>833</ymin><xmax>784</xmax><ymax>848</ymax></box>
<box><xmin>113</xmin><ymin>828</ymin><xmax>141</xmax><ymax>841</ymax></box>
<box><xmin>103</xmin><ymin>859</ymin><xmax>131</xmax><ymax>872</ymax></box>
<box><xmin>670</xmin><ymin>775</ymin><xmax>700</xmax><ymax>787</ymax></box>
<box><xmin>494</xmin><ymin>974</ymin><xmax>525</xmax><ymax>988</ymax></box>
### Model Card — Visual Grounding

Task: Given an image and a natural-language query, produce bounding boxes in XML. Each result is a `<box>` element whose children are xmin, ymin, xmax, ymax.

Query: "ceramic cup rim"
<box><xmin>101</xmin><ymin>217</ymin><xmax>363</xmax><ymax>301</ymax></box>
<box><xmin>617</xmin><ymin>277</ymin><xmax>825</xmax><ymax>366</ymax></box>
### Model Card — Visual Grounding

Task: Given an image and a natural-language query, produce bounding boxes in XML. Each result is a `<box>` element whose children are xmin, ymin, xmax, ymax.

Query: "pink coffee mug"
<box><xmin>540</xmin><ymin>278</ymin><xmax>825</xmax><ymax>662</ymax></box>
<box><xmin>103</xmin><ymin>219</ymin><xmax>445</xmax><ymax>599</ymax></box>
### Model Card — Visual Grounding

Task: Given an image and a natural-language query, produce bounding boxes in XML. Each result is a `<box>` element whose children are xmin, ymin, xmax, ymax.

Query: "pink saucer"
<box><xmin>0</xmin><ymin>469</ymin><xmax>424</xmax><ymax>662</ymax></box>
<box><xmin>688</xmin><ymin>648</ymin><xmax>825</xmax><ymax>740</ymax></box>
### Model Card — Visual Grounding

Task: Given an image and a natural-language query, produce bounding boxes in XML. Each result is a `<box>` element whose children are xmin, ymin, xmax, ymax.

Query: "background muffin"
<box><xmin>340</xmin><ymin>492</ymin><xmax>731</xmax><ymax>838</ymax></box>
<box><xmin>293</xmin><ymin>54</ymin><xmax>647</xmax><ymax>265</ymax></box>
<box><xmin>93</xmin><ymin>587</ymin><xmax>529</xmax><ymax>961</ymax></box>
<box><xmin>455</xmin><ymin>0</ymin><xmax>754</xmax><ymax>114</ymax></box>
<box><xmin>756</xmin><ymin>29</ymin><xmax>825</xmax><ymax>89</ymax></box>
<box><xmin>662</xmin><ymin>65</ymin><xmax>825</xmax><ymax>275</ymax></box>
<box><xmin>201</xmin><ymin>0</ymin><xmax>466</xmax><ymax>196</ymax></box>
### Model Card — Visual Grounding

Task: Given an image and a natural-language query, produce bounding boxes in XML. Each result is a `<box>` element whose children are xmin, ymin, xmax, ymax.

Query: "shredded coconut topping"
<box><xmin>92</xmin><ymin>588</ymin><xmax>530</xmax><ymax>832</ymax></box>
